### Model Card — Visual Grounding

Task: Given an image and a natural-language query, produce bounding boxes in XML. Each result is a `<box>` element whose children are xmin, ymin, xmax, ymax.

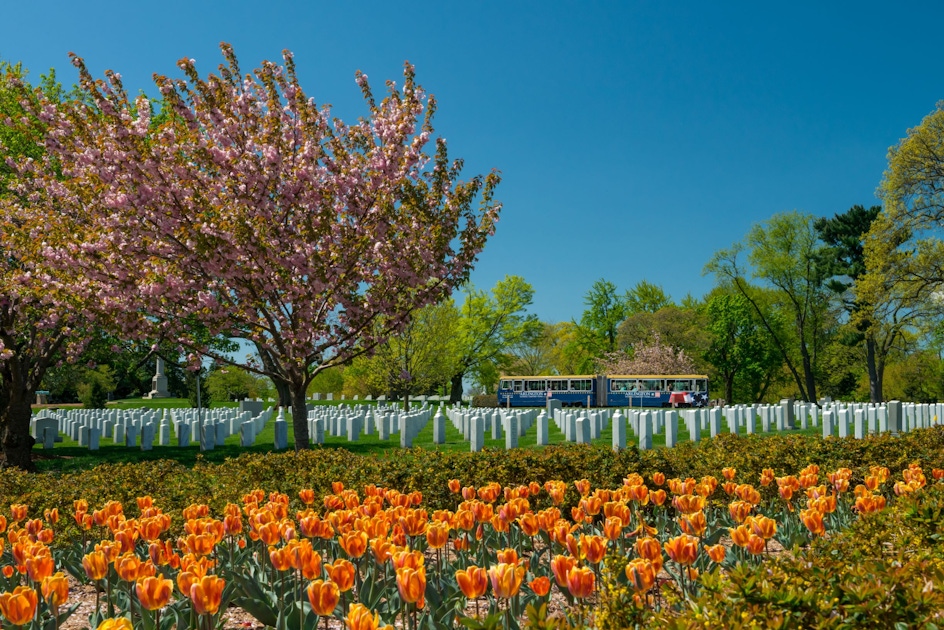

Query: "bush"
<box><xmin>617</xmin><ymin>482</ymin><xmax>944</xmax><ymax>628</ymax></box>
<box><xmin>472</xmin><ymin>393</ymin><xmax>499</xmax><ymax>407</ymax></box>
<box><xmin>79</xmin><ymin>378</ymin><xmax>109</xmax><ymax>409</ymax></box>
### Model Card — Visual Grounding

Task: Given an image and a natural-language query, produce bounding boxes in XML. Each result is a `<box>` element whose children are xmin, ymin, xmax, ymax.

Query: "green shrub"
<box><xmin>608</xmin><ymin>482</ymin><xmax>944</xmax><ymax>629</ymax></box>
<box><xmin>472</xmin><ymin>393</ymin><xmax>499</xmax><ymax>407</ymax></box>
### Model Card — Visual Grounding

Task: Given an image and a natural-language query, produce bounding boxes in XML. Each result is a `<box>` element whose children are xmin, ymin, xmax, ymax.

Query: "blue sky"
<box><xmin>3</xmin><ymin>2</ymin><xmax>942</xmax><ymax>324</ymax></box>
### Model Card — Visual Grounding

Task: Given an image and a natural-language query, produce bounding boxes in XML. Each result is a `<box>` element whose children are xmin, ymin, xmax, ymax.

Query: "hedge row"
<box><xmin>4</xmin><ymin>427</ymin><xmax>944</xmax><ymax>545</ymax></box>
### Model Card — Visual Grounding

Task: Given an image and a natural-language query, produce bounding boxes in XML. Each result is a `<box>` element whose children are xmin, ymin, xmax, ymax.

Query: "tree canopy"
<box><xmin>15</xmin><ymin>45</ymin><xmax>501</xmax><ymax>449</ymax></box>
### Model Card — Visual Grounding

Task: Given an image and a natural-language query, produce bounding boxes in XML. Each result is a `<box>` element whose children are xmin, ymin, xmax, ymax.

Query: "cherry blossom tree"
<box><xmin>599</xmin><ymin>332</ymin><xmax>696</xmax><ymax>375</ymax></box>
<box><xmin>1</xmin><ymin>63</ymin><xmax>93</xmax><ymax>470</ymax></box>
<box><xmin>21</xmin><ymin>44</ymin><xmax>501</xmax><ymax>448</ymax></box>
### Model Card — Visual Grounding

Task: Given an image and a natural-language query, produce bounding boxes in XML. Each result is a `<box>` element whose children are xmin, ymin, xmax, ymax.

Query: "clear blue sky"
<box><xmin>3</xmin><ymin>1</ymin><xmax>942</xmax><ymax>324</ymax></box>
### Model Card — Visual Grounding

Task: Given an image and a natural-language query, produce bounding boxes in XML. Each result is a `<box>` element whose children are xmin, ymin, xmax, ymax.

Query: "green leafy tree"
<box><xmin>571</xmin><ymin>279</ymin><xmax>628</xmax><ymax>371</ymax></box>
<box><xmin>207</xmin><ymin>365</ymin><xmax>272</xmax><ymax>402</ymax></box>
<box><xmin>706</xmin><ymin>211</ymin><xmax>832</xmax><ymax>402</ymax></box>
<box><xmin>860</xmin><ymin>103</ymin><xmax>944</xmax><ymax>399</ymax></box>
<box><xmin>703</xmin><ymin>293</ymin><xmax>778</xmax><ymax>403</ymax></box>
<box><xmin>77</xmin><ymin>365</ymin><xmax>116</xmax><ymax>409</ymax></box>
<box><xmin>448</xmin><ymin>276</ymin><xmax>539</xmax><ymax>401</ymax></box>
<box><xmin>360</xmin><ymin>301</ymin><xmax>459</xmax><ymax>409</ymax></box>
<box><xmin>625</xmin><ymin>280</ymin><xmax>672</xmax><ymax>315</ymax></box>
<box><xmin>505</xmin><ymin>321</ymin><xmax>559</xmax><ymax>376</ymax></box>
<box><xmin>816</xmin><ymin>205</ymin><xmax>913</xmax><ymax>402</ymax></box>
<box><xmin>616</xmin><ymin>304</ymin><xmax>709</xmax><ymax>371</ymax></box>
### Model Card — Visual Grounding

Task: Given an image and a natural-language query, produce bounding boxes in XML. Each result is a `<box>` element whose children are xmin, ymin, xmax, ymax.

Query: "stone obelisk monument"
<box><xmin>146</xmin><ymin>357</ymin><xmax>171</xmax><ymax>399</ymax></box>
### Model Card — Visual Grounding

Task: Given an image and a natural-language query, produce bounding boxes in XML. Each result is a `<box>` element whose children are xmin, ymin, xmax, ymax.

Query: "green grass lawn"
<box><xmin>32</xmin><ymin>401</ymin><xmax>823</xmax><ymax>474</ymax></box>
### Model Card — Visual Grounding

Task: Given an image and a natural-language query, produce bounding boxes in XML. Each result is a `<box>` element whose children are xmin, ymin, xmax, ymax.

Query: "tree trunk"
<box><xmin>866</xmin><ymin>336</ymin><xmax>881</xmax><ymax>403</ymax></box>
<box><xmin>273</xmin><ymin>378</ymin><xmax>291</xmax><ymax>408</ymax></box>
<box><xmin>449</xmin><ymin>372</ymin><xmax>464</xmax><ymax>405</ymax></box>
<box><xmin>1</xmin><ymin>391</ymin><xmax>36</xmax><ymax>472</ymax></box>
<box><xmin>290</xmin><ymin>380</ymin><xmax>310</xmax><ymax>450</ymax></box>
<box><xmin>799</xmin><ymin>341</ymin><xmax>816</xmax><ymax>403</ymax></box>
<box><xmin>724</xmin><ymin>373</ymin><xmax>734</xmax><ymax>406</ymax></box>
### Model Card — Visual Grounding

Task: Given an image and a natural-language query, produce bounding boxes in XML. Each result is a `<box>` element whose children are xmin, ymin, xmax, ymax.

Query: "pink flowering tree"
<box><xmin>1</xmin><ymin>63</ymin><xmax>93</xmax><ymax>470</ymax></box>
<box><xmin>22</xmin><ymin>44</ymin><xmax>501</xmax><ymax>448</ymax></box>
<box><xmin>599</xmin><ymin>332</ymin><xmax>696</xmax><ymax>375</ymax></box>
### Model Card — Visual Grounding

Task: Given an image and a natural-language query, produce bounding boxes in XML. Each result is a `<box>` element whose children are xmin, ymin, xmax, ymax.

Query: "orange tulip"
<box><xmin>800</xmin><ymin>508</ymin><xmax>826</xmax><ymax>536</ymax></box>
<box><xmin>325</xmin><ymin>559</ymin><xmax>356</xmax><ymax>593</ymax></box>
<box><xmin>488</xmin><ymin>563</ymin><xmax>524</xmax><ymax>598</ymax></box>
<box><xmin>96</xmin><ymin>619</ymin><xmax>133</xmax><ymax>630</ymax></box>
<box><xmin>706</xmin><ymin>544</ymin><xmax>726</xmax><ymax>563</ymax></box>
<box><xmin>565</xmin><ymin>566</ymin><xmax>595</xmax><ymax>599</ymax></box>
<box><xmin>728</xmin><ymin>500</ymin><xmax>753</xmax><ymax>524</ymax></box>
<box><xmin>759</xmin><ymin>469</ymin><xmax>775</xmax><ymax>486</ymax></box>
<box><xmin>455</xmin><ymin>566</ymin><xmax>488</xmax><ymax>599</ymax></box>
<box><xmin>0</xmin><ymin>585</ymin><xmax>37</xmax><ymax>626</ymax></box>
<box><xmin>115</xmin><ymin>553</ymin><xmax>146</xmax><ymax>582</ymax></box>
<box><xmin>664</xmin><ymin>534</ymin><xmax>698</xmax><ymax>566</ymax></box>
<box><xmin>747</xmin><ymin>515</ymin><xmax>777</xmax><ymax>540</ymax></box>
<box><xmin>650</xmin><ymin>489</ymin><xmax>667</xmax><ymax>506</ymax></box>
<box><xmin>41</xmin><ymin>572</ymin><xmax>69</xmax><ymax>610</ymax></box>
<box><xmin>529</xmin><ymin>576</ymin><xmax>551</xmax><ymax>597</ymax></box>
<box><xmin>399</xmin><ymin>509</ymin><xmax>428</xmax><ymax>537</ymax></box>
<box><xmin>729</xmin><ymin>524</ymin><xmax>751</xmax><ymax>548</ymax></box>
<box><xmin>625</xmin><ymin>558</ymin><xmax>656</xmax><ymax>592</ymax></box>
<box><xmin>345</xmin><ymin>602</ymin><xmax>382</xmax><ymax>630</ymax></box>
<box><xmin>299</xmin><ymin>489</ymin><xmax>316</xmax><ymax>505</ymax></box>
<box><xmin>189</xmin><ymin>575</ymin><xmax>225</xmax><ymax>615</ymax></box>
<box><xmin>722</xmin><ymin>467</ymin><xmax>737</xmax><ymax>481</ymax></box>
<box><xmin>672</xmin><ymin>494</ymin><xmax>705</xmax><ymax>515</ymax></box>
<box><xmin>10</xmin><ymin>504</ymin><xmax>28</xmax><ymax>522</ymax></box>
<box><xmin>495</xmin><ymin>548</ymin><xmax>520</xmax><ymax>566</ymax></box>
<box><xmin>855</xmin><ymin>494</ymin><xmax>887</xmax><ymax>513</ymax></box>
<box><xmin>83</xmin><ymin>550</ymin><xmax>109</xmax><ymax>581</ymax></box>
<box><xmin>550</xmin><ymin>554</ymin><xmax>576</xmax><ymax>587</ymax></box>
<box><xmin>424</xmin><ymin>522</ymin><xmax>449</xmax><ymax>549</ymax></box>
<box><xmin>574</xmin><ymin>479</ymin><xmax>591</xmax><ymax>496</ymax></box>
<box><xmin>679</xmin><ymin>511</ymin><xmax>707</xmax><ymax>537</ymax></box>
<box><xmin>635</xmin><ymin>536</ymin><xmax>662</xmax><ymax>562</ymax></box>
<box><xmin>25</xmin><ymin>550</ymin><xmax>55</xmax><ymax>583</ymax></box>
<box><xmin>396</xmin><ymin>566</ymin><xmax>426</xmax><ymax>605</ymax></box>
<box><xmin>746</xmin><ymin>534</ymin><xmax>766</xmax><ymax>555</ymax></box>
<box><xmin>603</xmin><ymin>516</ymin><xmax>623</xmax><ymax>541</ymax></box>
<box><xmin>580</xmin><ymin>535</ymin><xmax>607</xmax><ymax>564</ymax></box>
<box><xmin>135</xmin><ymin>576</ymin><xmax>172</xmax><ymax>611</ymax></box>
<box><xmin>448</xmin><ymin>479</ymin><xmax>462</xmax><ymax>494</ymax></box>
<box><xmin>518</xmin><ymin>513</ymin><xmax>541</xmax><ymax>537</ymax></box>
<box><xmin>307</xmin><ymin>579</ymin><xmax>340</xmax><ymax>616</ymax></box>
<box><xmin>339</xmin><ymin>530</ymin><xmax>369</xmax><ymax>559</ymax></box>
<box><xmin>735</xmin><ymin>484</ymin><xmax>761</xmax><ymax>505</ymax></box>
<box><xmin>651</xmin><ymin>472</ymin><xmax>666</xmax><ymax>486</ymax></box>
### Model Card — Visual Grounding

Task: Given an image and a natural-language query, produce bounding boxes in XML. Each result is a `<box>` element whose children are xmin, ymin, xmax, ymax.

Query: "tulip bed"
<box><xmin>1</xmin><ymin>429</ymin><xmax>944</xmax><ymax>629</ymax></box>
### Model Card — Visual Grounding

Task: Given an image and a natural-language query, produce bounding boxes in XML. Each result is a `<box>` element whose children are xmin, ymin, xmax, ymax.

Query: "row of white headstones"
<box><xmin>29</xmin><ymin>399</ymin><xmax>939</xmax><ymax>453</ymax></box>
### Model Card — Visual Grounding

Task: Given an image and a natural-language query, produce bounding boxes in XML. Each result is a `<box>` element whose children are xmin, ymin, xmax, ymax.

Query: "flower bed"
<box><xmin>1</xmin><ymin>428</ymin><xmax>943</xmax><ymax>628</ymax></box>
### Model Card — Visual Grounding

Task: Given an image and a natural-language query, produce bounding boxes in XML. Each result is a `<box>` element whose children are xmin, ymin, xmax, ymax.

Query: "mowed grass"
<box><xmin>32</xmin><ymin>399</ymin><xmax>823</xmax><ymax>473</ymax></box>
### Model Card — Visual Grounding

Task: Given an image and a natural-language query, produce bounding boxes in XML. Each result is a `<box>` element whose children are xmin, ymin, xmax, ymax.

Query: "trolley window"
<box><xmin>499</xmin><ymin>380</ymin><xmax>513</xmax><ymax>390</ymax></box>
<box><xmin>570</xmin><ymin>378</ymin><xmax>593</xmax><ymax>391</ymax></box>
<box><xmin>668</xmin><ymin>378</ymin><xmax>693</xmax><ymax>391</ymax></box>
<box><xmin>642</xmin><ymin>379</ymin><xmax>664</xmax><ymax>391</ymax></box>
<box><xmin>549</xmin><ymin>379</ymin><xmax>568</xmax><ymax>391</ymax></box>
<box><xmin>610</xmin><ymin>379</ymin><xmax>631</xmax><ymax>392</ymax></box>
<box><xmin>513</xmin><ymin>380</ymin><xmax>523</xmax><ymax>392</ymax></box>
<box><xmin>525</xmin><ymin>379</ymin><xmax>546</xmax><ymax>391</ymax></box>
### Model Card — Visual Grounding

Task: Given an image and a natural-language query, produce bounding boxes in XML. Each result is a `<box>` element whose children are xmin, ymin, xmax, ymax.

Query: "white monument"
<box><xmin>145</xmin><ymin>357</ymin><xmax>171</xmax><ymax>399</ymax></box>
